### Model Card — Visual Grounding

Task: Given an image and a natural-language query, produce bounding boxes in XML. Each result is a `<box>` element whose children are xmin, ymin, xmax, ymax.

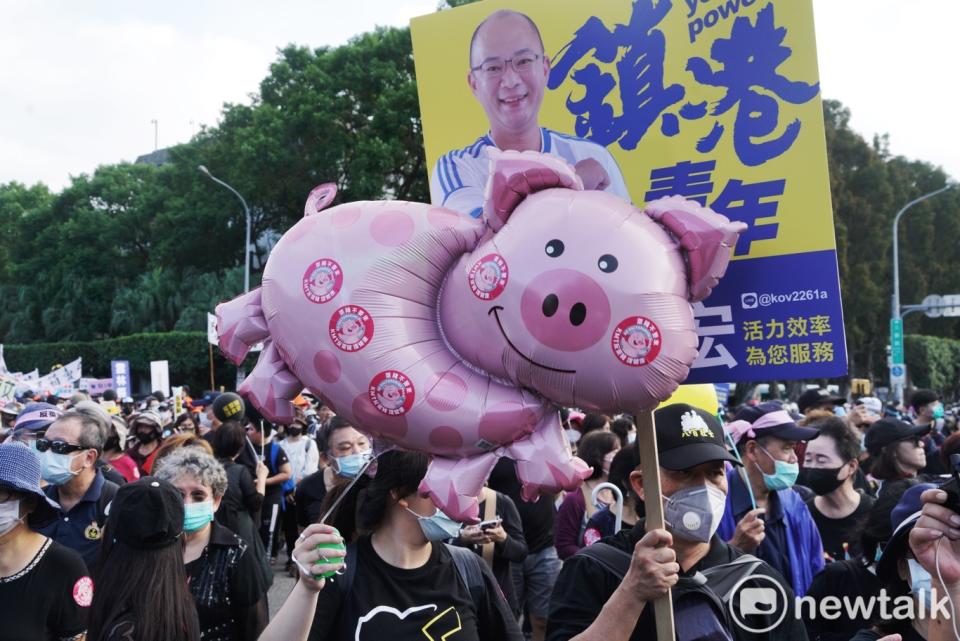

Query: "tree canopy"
<box><xmin>0</xmin><ymin>24</ymin><xmax>957</xmax><ymax>388</ymax></box>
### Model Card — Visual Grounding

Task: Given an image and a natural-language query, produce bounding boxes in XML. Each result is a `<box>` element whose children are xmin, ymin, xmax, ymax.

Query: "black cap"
<box><xmin>212</xmin><ymin>392</ymin><xmax>245</xmax><ymax>423</ymax></box>
<box><xmin>654</xmin><ymin>403</ymin><xmax>740</xmax><ymax>470</ymax></box>
<box><xmin>877</xmin><ymin>482</ymin><xmax>936</xmax><ymax>582</ymax></box>
<box><xmin>864</xmin><ymin>418</ymin><xmax>931</xmax><ymax>456</ymax></box>
<box><xmin>797</xmin><ymin>388</ymin><xmax>844</xmax><ymax>414</ymax></box>
<box><xmin>733</xmin><ymin>400</ymin><xmax>802</xmax><ymax>424</ymax></box>
<box><xmin>110</xmin><ymin>477</ymin><xmax>184</xmax><ymax>550</ymax></box>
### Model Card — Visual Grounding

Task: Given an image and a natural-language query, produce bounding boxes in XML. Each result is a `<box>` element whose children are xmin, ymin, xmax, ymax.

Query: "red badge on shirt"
<box><xmin>73</xmin><ymin>576</ymin><xmax>94</xmax><ymax>607</ymax></box>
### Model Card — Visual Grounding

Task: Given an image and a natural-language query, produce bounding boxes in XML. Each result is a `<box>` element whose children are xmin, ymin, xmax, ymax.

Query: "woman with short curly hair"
<box><xmin>155</xmin><ymin>448</ymin><xmax>268</xmax><ymax>641</ymax></box>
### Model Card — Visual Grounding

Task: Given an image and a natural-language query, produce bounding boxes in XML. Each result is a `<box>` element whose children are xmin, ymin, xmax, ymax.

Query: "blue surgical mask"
<box><xmin>183</xmin><ymin>500</ymin><xmax>215</xmax><ymax>533</ymax></box>
<box><xmin>755</xmin><ymin>444</ymin><xmax>798</xmax><ymax>491</ymax></box>
<box><xmin>40</xmin><ymin>450</ymin><xmax>81</xmax><ymax>486</ymax></box>
<box><xmin>406</xmin><ymin>506</ymin><xmax>463</xmax><ymax>542</ymax></box>
<box><xmin>833</xmin><ymin>406</ymin><xmax>847</xmax><ymax>417</ymax></box>
<box><xmin>334</xmin><ymin>451</ymin><xmax>371</xmax><ymax>479</ymax></box>
<box><xmin>627</xmin><ymin>432</ymin><xmax>637</xmax><ymax>445</ymax></box>
<box><xmin>908</xmin><ymin>559</ymin><xmax>933</xmax><ymax>607</ymax></box>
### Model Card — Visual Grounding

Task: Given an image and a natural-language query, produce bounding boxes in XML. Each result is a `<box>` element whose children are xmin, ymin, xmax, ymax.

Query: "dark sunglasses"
<box><xmin>35</xmin><ymin>438</ymin><xmax>88</xmax><ymax>455</ymax></box>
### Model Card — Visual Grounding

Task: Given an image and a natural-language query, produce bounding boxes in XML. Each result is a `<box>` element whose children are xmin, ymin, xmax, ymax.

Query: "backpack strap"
<box><xmin>445</xmin><ymin>543</ymin><xmax>486</xmax><ymax>614</ymax></box>
<box><xmin>575</xmin><ymin>541</ymin><xmax>633</xmax><ymax>580</ymax></box>
<box><xmin>699</xmin><ymin>554</ymin><xmax>765</xmax><ymax>604</ymax></box>
<box><xmin>97</xmin><ymin>479</ymin><xmax>119</xmax><ymax>524</ymax></box>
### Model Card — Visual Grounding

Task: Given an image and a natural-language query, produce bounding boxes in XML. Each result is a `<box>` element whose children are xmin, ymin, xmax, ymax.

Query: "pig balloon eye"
<box><xmin>545</xmin><ymin>239</ymin><xmax>565</xmax><ymax>258</ymax></box>
<box><xmin>598</xmin><ymin>254</ymin><xmax>618</xmax><ymax>273</ymax></box>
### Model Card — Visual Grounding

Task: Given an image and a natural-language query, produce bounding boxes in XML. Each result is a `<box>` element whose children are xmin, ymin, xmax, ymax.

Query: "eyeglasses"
<box><xmin>35</xmin><ymin>438</ymin><xmax>88</xmax><ymax>455</ymax></box>
<box><xmin>471</xmin><ymin>53</ymin><xmax>542</xmax><ymax>77</ymax></box>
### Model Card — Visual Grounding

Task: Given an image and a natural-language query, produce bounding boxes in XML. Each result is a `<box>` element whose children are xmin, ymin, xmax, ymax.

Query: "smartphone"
<box><xmin>479</xmin><ymin>518</ymin><xmax>501</xmax><ymax>531</ymax></box>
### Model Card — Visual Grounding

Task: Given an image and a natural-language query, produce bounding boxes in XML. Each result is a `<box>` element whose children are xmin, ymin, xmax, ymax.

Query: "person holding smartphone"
<box><xmin>455</xmin><ymin>485</ymin><xmax>528</xmax><ymax>616</ymax></box>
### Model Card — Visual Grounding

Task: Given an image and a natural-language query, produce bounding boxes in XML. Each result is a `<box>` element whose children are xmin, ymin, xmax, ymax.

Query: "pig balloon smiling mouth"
<box><xmin>216</xmin><ymin>150</ymin><xmax>745</xmax><ymax>522</ymax></box>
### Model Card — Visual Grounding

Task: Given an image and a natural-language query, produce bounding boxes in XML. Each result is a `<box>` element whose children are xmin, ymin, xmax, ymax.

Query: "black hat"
<box><xmin>797</xmin><ymin>388</ymin><xmax>845</xmax><ymax>414</ymax></box>
<box><xmin>654</xmin><ymin>403</ymin><xmax>740</xmax><ymax>470</ymax></box>
<box><xmin>212</xmin><ymin>392</ymin><xmax>245</xmax><ymax>423</ymax></box>
<box><xmin>733</xmin><ymin>400</ymin><xmax>802</xmax><ymax>424</ymax></box>
<box><xmin>876</xmin><ymin>482</ymin><xmax>936</xmax><ymax>583</ymax></box>
<box><xmin>864</xmin><ymin>418</ymin><xmax>931</xmax><ymax>457</ymax></box>
<box><xmin>110</xmin><ymin>477</ymin><xmax>184</xmax><ymax>550</ymax></box>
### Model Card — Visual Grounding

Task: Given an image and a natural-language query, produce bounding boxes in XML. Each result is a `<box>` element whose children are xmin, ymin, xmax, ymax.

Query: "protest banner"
<box><xmin>411</xmin><ymin>0</ymin><xmax>846</xmax><ymax>386</ymax></box>
<box><xmin>111</xmin><ymin>360</ymin><xmax>131</xmax><ymax>398</ymax></box>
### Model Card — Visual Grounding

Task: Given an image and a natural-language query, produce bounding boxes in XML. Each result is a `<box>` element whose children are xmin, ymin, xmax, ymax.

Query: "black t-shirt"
<box><xmin>307</xmin><ymin>535</ymin><xmax>523</xmax><ymax>641</ymax></box>
<box><xmin>0</xmin><ymin>538</ymin><xmax>90</xmax><ymax>641</ymax></box>
<box><xmin>546</xmin><ymin>522</ymin><xmax>808</xmax><ymax>641</ymax></box>
<box><xmin>295</xmin><ymin>469</ymin><xmax>328</xmax><ymax>527</ymax></box>
<box><xmin>805</xmin><ymin>491</ymin><xmax>875</xmax><ymax>562</ymax></box>
<box><xmin>487</xmin><ymin>457</ymin><xmax>555</xmax><ymax>553</ymax></box>
<box><xmin>185</xmin><ymin>522</ymin><xmax>268</xmax><ymax>641</ymax></box>
<box><xmin>804</xmin><ymin>559</ymin><xmax>882</xmax><ymax>641</ymax></box>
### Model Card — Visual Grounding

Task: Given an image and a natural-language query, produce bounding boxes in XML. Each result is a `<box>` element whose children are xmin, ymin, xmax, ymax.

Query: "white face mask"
<box><xmin>0</xmin><ymin>500</ymin><xmax>23</xmax><ymax>537</ymax></box>
<box><xmin>664</xmin><ymin>484</ymin><xmax>727</xmax><ymax>542</ymax></box>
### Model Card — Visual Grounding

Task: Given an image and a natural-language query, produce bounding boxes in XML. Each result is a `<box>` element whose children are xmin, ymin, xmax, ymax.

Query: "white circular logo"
<box><xmin>682</xmin><ymin>511</ymin><xmax>701</xmax><ymax>531</ymax></box>
<box><xmin>728</xmin><ymin>572</ymin><xmax>789</xmax><ymax>634</ymax></box>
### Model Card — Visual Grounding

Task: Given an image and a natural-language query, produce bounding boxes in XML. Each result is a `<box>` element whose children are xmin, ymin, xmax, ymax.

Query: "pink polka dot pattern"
<box><xmin>479</xmin><ymin>404</ymin><xmax>539</xmax><ymax>444</ymax></box>
<box><xmin>281</xmin><ymin>216</ymin><xmax>320</xmax><ymax>244</ymax></box>
<box><xmin>427</xmin><ymin>207</ymin><xmax>460</xmax><ymax>229</ymax></box>
<box><xmin>370</xmin><ymin>211</ymin><xmax>414</xmax><ymax>247</ymax></box>
<box><xmin>331</xmin><ymin>206</ymin><xmax>362</xmax><ymax>229</ymax></box>
<box><xmin>425</xmin><ymin>372</ymin><xmax>468</xmax><ymax>412</ymax></box>
<box><xmin>313</xmin><ymin>350</ymin><xmax>341</xmax><ymax>384</ymax></box>
<box><xmin>351</xmin><ymin>394</ymin><xmax>408</xmax><ymax>440</ymax></box>
<box><xmin>429</xmin><ymin>426</ymin><xmax>463</xmax><ymax>452</ymax></box>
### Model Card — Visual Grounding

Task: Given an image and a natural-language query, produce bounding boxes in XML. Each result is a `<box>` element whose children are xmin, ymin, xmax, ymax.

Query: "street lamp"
<box><xmin>198</xmin><ymin>165</ymin><xmax>252</xmax><ymax>293</ymax></box>
<box><xmin>890</xmin><ymin>181</ymin><xmax>957</xmax><ymax>402</ymax></box>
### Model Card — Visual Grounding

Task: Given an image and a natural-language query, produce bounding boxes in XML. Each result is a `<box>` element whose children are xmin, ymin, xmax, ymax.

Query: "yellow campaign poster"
<box><xmin>411</xmin><ymin>0</ymin><xmax>846</xmax><ymax>383</ymax></box>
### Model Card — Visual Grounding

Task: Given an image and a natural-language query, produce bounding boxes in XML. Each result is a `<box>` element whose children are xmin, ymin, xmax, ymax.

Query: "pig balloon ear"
<box><xmin>482</xmin><ymin>149</ymin><xmax>583</xmax><ymax>232</ymax></box>
<box><xmin>644</xmin><ymin>196</ymin><xmax>747</xmax><ymax>303</ymax></box>
<box><xmin>304</xmin><ymin>183</ymin><xmax>338</xmax><ymax>217</ymax></box>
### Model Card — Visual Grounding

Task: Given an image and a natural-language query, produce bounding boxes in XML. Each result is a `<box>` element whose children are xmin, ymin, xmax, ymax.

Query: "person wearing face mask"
<box><xmin>154</xmin><ymin>448</ymin><xmax>268</xmax><ymax>641</ymax></box>
<box><xmin>718</xmin><ymin>408</ymin><xmax>824</xmax><ymax>597</ymax></box>
<box><xmin>797</xmin><ymin>417</ymin><xmax>876</xmax><ymax>562</ymax></box>
<box><xmin>295</xmin><ymin>416</ymin><xmax>372</xmax><ymax>528</ymax></box>
<box><xmin>908</xmin><ymin>389</ymin><xmax>947</xmax><ymax>476</ymax></box>
<box><xmin>0</xmin><ymin>441</ymin><xmax>92</xmax><ymax>641</ymax></box>
<box><xmin>610</xmin><ymin>416</ymin><xmax>637</xmax><ymax>449</ymax></box>
<box><xmin>555</xmin><ymin>430</ymin><xmax>620</xmax><ymax>560</ymax></box>
<box><xmin>547</xmin><ymin>403</ymin><xmax>806</xmax><ymax>641</ymax></box>
<box><xmin>278</xmin><ymin>419</ymin><xmax>319</xmax><ymax>575</ymax></box>
<box><xmin>845</xmin><ymin>483</ymin><xmax>939</xmax><ymax>641</ymax></box>
<box><xmin>34</xmin><ymin>409</ymin><xmax>120</xmax><ymax>568</ymax></box>
<box><xmin>258</xmin><ymin>449</ymin><xmax>521</xmax><ymax>641</ymax></box>
<box><xmin>125</xmin><ymin>410</ymin><xmax>164</xmax><ymax>476</ymax></box>
<box><xmin>0</xmin><ymin>401</ymin><xmax>21</xmax><ymax>442</ymax></box>
<box><xmin>864</xmin><ymin>418</ymin><xmax>932</xmax><ymax>494</ymax></box>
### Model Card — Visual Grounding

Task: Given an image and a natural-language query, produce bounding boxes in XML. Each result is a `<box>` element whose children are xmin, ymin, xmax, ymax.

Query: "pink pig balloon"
<box><xmin>216</xmin><ymin>150</ymin><xmax>745</xmax><ymax>522</ymax></box>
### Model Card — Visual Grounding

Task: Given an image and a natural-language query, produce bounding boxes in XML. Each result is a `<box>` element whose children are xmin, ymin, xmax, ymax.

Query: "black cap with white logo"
<box><xmin>653</xmin><ymin>403</ymin><xmax>740</xmax><ymax>471</ymax></box>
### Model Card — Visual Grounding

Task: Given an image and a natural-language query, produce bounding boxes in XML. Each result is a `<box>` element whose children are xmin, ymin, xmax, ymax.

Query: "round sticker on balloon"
<box><xmin>302</xmin><ymin>258</ymin><xmax>343</xmax><ymax>304</ymax></box>
<box><xmin>368</xmin><ymin>371</ymin><xmax>415</xmax><ymax>416</ymax></box>
<box><xmin>611</xmin><ymin>317</ymin><xmax>662</xmax><ymax>366</ymax></box>
<box><xmin>468</xmin><ymin>253</ymin><xmax>508</xmax><ymax>301</ymax></box>
<box><xmin>329</xmin><ymin>305</ymin><xmax>374</xmax><ymax>352</ymax></box>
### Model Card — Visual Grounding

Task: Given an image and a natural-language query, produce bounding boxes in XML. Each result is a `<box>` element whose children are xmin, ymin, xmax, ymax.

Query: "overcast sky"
<box><xmin>1</xmin><ymin>0</ymin><xmax>956</xmax><ymax>191</ymax></box>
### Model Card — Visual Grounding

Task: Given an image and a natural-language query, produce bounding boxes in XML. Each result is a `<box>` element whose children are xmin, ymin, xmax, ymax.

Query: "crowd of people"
<box><xmin>3</xmin><ymin>383</ymin><xmax>960</xmax><ymax>641</ymax></box>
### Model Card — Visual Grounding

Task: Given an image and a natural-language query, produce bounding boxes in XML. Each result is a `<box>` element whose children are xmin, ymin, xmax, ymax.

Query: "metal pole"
<box><xmin>891</xmin><ymin>183</ymin><xmax>956</xmax><ymax>403</ymax></box>
<box><xmin>198</xmin><ymin>165</ymin><xmax>252</xmax><ymax>293</ymax></box>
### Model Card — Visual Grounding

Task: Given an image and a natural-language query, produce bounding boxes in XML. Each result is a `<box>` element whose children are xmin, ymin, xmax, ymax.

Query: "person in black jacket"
<box><xmin>454</xmin><ymin>486</ymin><xmax>528</xmax><ymax>615</ymax></box>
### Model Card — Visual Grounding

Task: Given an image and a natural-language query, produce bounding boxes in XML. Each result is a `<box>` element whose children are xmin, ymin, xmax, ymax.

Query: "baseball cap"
<box><xmin>654</xmin><ymin>403</ymin><xmax>740</xmax><ymax>470</ymax></box>
<box><xmin>876</xmin><ymin>482</ymin><xmax>936</xmax><ymax>583</ymax></box>
<box><xmin>725</xmin><ymin>409</ymin><xmax>819</xmax><ymax>445</ymax></box>
<box><xmin>130</xmin><ymin>410</ymin><xmax>163</xmax><ymax>431</ymax></box>
<box><xmin>797</xmin><ymin>388</ymin><xmax>845</xmax><ymax>414</ymax></box>
<box><xmin>13</xmin><ymin>402</ymin><xmax>63</xmax><ymax>432</ymax></box>
<box><xmin>0</xmin><ymin>441</ymin><xmax>61</xmax><ymax>524</ymax></box>
<box><xmin>856</xmin><ymin>397</ymin><xmax>883</xmax><ymax>417</ymax></box>
<box><xmin>109</xmin><ymin>477</ymin><xmax>184</xmax><ymax>550</ymax></box>
<box><xmin>732</xmin><ymin>400</ymin><xmax>802</xmax><ymax>424</ymax></box>
<box><xmin>864</xmin><ymin>418</ymin><xmax>931</xmax><ymax>457</ymax></box>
